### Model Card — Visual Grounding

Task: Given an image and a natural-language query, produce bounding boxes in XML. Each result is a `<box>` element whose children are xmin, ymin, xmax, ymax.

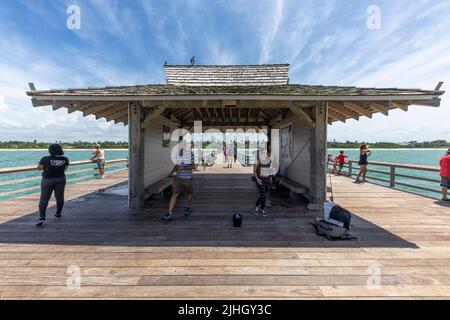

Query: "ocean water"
<box><xmin>0</xmin><ymin>149</ymin><xmax>446</xmax><ymax>201</ymax></box>
<box><xmin>0</xmin><ymin>149</ymin><xmax>128</xmax><ymax>201</ymax></box>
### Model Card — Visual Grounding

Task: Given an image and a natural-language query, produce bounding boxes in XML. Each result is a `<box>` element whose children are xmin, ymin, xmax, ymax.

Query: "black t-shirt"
<box><xmin>39</xmin><ymin>156</ymin><xmax>69</xmax><ymax>179</ymax></box>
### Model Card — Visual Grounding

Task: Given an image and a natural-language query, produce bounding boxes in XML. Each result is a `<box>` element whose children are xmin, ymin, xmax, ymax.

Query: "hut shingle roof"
<box><xmin>164</xmin><ymin>64</ymin><xmax>290</xmax><ymax>86</ymax></box>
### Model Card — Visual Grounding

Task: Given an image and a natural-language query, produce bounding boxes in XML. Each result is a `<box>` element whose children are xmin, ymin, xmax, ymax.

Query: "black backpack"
<box><xmin>329</xmin><ymin>205</ymin><xmax>351</xmax><ymax>229</ymax></box>
<box><xmin>312</xmin><ymin>203</ymin><xmax>356</xmax><ymax>241</ymax></box>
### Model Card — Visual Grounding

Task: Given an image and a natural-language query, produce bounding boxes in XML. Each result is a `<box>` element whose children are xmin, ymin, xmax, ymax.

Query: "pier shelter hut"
<box><xmin>27</xmin><ymin>64</ymin><xmax>445</xmax><ymax>209</ymax></box>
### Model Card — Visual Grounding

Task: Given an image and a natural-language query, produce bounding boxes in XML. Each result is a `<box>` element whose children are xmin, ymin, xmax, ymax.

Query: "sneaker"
<box><xmin>265</xmin><ymin>200</ymin><xmax>272</xmax><ymax>208</ymax></box>
<box><xmin>259</xmin><ymin>209</ymin><xmax>267</xmax><ymax>217</ymax></box>
<box><xmin>55</xmin><ymin>213</ymin><xmax>62</xmax><ymax>220</ymax></box>
<box><xmin>36</xmin><ymin>219</ymin><xmax>45</xmax><ymax>227</ymax></box>
<box><xmin>161</xmin><ymin>212</ymin><xmax>173</xmax><ymax>221</ymax></box>
<box><xmin>184</xmin><ymin>206</ymin><xmax>193</xmax><ymax>216</ymax></box>
<box><xmin>253</xmin><ymin>206</ymin><xmax>260</xmax><ymax>216</ymax></box>
<box><xmin>442</xmin><ymin>198</ymin><xmax>450</xmax><ymax>202</ymax></box>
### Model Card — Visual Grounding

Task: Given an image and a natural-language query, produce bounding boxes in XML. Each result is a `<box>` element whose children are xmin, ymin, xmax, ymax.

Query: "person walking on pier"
<box><xmin>36</xmin><ymin>144</ymin><xmax>69</xmax><ymax>226</ymax></box>
<box><xmin>226</xmin><ymin>144</ymin><xmax>235</xmax><ymax>168</ymax></box>
<box><xmin>355</xmin><ymin>144</ymin><xmax>372</xmax><ymax>183</ymax></box>
<box><xmin>162</xmin><ymin>136</ymin><xmax>195</xmax><ymax>222</ymax></box>
<box><xmin>440</xmin><ymin>148</ymin><xmax>450</xmax><ymax>201</ymax></box>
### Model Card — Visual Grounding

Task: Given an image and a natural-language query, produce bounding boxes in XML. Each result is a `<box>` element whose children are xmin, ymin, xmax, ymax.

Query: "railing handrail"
<box><xmin>347</xmin><ymin>159</ymin><xmax>440</xmax><ymax>172</ymax></box>
<box><xmin>328</xmin><ymin>159</ymin><xmax>443</xmax><ymax>197</ymax></box>
<box><xmin>0</xmin><ymin>158</ymin><xmax>128</xmax><ymax>175</ymax></box>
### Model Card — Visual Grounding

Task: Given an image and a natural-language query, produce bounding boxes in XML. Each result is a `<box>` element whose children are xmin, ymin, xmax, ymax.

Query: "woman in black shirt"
<box><xmin>355</xmin><ymin>144</ymin><xmax>372</xmax><ymax>183</ymax></box>
<box><xmin>36</xmin><ymin>144</ymin><xmax>69</xmax><ymax>226</ymax></box>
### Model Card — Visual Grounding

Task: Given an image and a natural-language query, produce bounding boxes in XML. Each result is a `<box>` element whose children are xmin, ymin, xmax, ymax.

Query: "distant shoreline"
<box><xmin>328</xmin><ymin>148</ymin><xmax>448</xmax><ymax>151</ymax></box>
<box><xmin>0</xmin><ymin>148</ymin><xmax>129</xmax><ymax>151</ymax></box>
<box><xmin>0</xmin><ymin>148</ymin><xmax>446</xmax><ymax>151</ymax></box>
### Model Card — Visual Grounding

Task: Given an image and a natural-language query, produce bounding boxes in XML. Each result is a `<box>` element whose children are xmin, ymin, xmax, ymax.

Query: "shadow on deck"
<box><xmin>0</xmin><ymin>171</ymin><xmax>417</xmax><ymax>249</ymax></box>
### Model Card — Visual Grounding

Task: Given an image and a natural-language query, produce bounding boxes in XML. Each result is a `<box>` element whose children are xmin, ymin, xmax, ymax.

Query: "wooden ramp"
<box><xmin>0</xmin><ymin>168</ymin><xmax>450</xmax><ymax>299</ymax></box>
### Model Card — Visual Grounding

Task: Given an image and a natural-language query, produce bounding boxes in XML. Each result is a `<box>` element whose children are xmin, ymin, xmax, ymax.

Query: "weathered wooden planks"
<box><xmin>0</xmin><ymin>168</ymin><xmax>450</xmax><ymax>299</ymax></box>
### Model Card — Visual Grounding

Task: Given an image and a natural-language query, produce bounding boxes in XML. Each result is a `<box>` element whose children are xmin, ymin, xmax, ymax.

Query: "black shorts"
<box><xmin>441</xmin><ymin>176</ymin><xmax>450</xmax><ymax>188</ymax></box>
<box><xmin>358</xmin><ymin>161</ymin><xmax>368</xmax><ymax>166</ymax></box>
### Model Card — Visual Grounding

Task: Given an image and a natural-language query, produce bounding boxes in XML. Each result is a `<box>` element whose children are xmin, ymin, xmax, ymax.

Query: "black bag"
<box><xmin>329</xmin><ymin>205</ymin><xmax>351</xmax><ymax>230</ymax></box>
<box><xmin>233</xmin><ymin>213</ymin><xmax>242</xmax><ymax>227</ymax></box>
<box><xmin>311</xmin><ymin>202</ymin><xmax>356</xmax><ymax>241</ymax></box>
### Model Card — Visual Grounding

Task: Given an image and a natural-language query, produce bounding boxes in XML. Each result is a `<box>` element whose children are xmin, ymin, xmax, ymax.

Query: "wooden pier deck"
<box><xmin>0</xmin><ymin>167</ymin><xmax>450</xmax><ymax>299</ymax></box>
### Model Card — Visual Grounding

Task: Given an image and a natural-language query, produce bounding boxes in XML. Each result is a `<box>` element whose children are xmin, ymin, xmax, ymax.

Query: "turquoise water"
<box><xmin>0</xmin><ymin>149</ymin><xmax>446</xmax><ymax>200</ymax></box>
<box><xmin>0</xmin><ymin>149</ymin><xmax>128</xmax><ymax>201</ymax></box>
<box><xmin>328</xmin><ymin>149</ymin><xmax>446</xmax><ymax>199</ymax></box>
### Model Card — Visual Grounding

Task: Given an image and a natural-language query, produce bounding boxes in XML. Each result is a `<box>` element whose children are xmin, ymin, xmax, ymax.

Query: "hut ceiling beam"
<box><xmin>369</xmin><ymin>102</ymin><xmax>389</xmax><ymax>116</ymax></box>
<box><xmin>83</xmin><ymin>103</ymin><xmax>116</xmax><ymax>117</ymax></box>
<box><xmin>328</xmin><ymin>102</ymin><xmax>359</xmax><ymax>121</ymax></box>
<box><xmin>269</xmin><ymin>113</ymin><xmax>284</xmax><ymax>125</ymax></box>
<box><xmin>105</xmin><ymin>107</ymin><xmax>128</xmax><ymax>122</ymax></box>
<box><xmin>169</xmin><ymin>114</ymin><xmax>181</xmax><ymax>125</ymax></box>
<box><xmin>327</xmin><ymin>108</ymin><xmax>346</xmax><ymax>123</ymax></box>
<box><xmin>343</xmin><ymin>101</ymin><xmax>373</xmax><ymax>118</ymax></box>
<box><xmin>141</xmin><ymin>105</ymin><xmax>166</xmax><ymax>128</ymax></box>
<box><xmin>288</xmin><ymin>102</ymin><xmax>316</xmax><ymax>128</ymax></box>
<box><xmin>95</xmin><ymin>104</ymin><xmax>124</xmax><ymax>119</ymax></box>
<box><xmin>390</xmin><ymin>101</ymin><xmax>408</xmax><ymax>112</ymax></box>
<box><xmin>52</xmin><ymin>101</ymin><xmax>70</xmax><ymax>111</ymax></box>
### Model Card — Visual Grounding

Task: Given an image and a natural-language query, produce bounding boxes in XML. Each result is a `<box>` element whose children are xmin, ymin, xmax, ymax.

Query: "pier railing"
<box><xmin>328</xmin><ymin>160</ymin><xmax>442</xmax><ymax>197</ymax></box>
<box><xmin>0</xmin><ymin>159</ymin><xmax>128</xmax><ymax>199</ymax></box>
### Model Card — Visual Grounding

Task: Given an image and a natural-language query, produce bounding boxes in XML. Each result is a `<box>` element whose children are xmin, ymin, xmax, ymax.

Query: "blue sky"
<box><xmin>0</xmin><ymin>0</ymin><xmax>449</xmax><ymax>142</ymax></box>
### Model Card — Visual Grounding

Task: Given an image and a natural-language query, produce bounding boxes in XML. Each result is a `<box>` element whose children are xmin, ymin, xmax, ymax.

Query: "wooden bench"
<box><xmin>144</xmin><ymin>177</ymin><xmax>172</xmax><ymax>200</ymax></box>
<box><xmin>278</xmin><ymin>176</ymin><xmax>309</xmax><ymax>199</ymax></box>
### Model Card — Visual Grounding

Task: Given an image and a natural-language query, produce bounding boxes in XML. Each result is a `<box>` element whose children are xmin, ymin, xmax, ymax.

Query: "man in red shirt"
<box><xmin>440</xmin><ymin>148</ymin><xmax>450</xmax><ymax>201</ymax></box>
<box><xmin>334</xmin><ymin>150</ymin><xmax>348</xmax><ymax>175</ymax></box>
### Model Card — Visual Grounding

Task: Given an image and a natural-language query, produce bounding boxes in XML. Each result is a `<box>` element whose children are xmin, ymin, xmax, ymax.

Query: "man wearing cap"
<box><xmin>440</xmin><ymin>148</ymin><xmax>450</xmax><ymax>201</ymax></box>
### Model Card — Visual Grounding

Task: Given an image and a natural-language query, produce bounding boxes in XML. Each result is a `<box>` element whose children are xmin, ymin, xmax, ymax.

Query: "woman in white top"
<box><xmin>90</xmin><ymin>144</ymin><xmax>105</xmax><ymax>179</ymax></box>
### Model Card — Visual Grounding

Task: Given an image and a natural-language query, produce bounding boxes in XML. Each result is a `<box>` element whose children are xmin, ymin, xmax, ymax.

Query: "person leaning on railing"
<box><xmin>440</xmin><ymin>148</ymin><xmax>450</xmax><ymax>202</ymax></box>
<box><xmin>90</xmin><ymin>144</ymin><xmax>105</xmax><ymax>179</ymax></box>
<box><xmin>36</xmin><ymin>144</ymin><xmax>69</xmax><ymax>227</ymax></box>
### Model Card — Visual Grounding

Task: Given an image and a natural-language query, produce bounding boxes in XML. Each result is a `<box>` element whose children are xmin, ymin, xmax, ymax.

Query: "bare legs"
<box><xmin>168</xmin><ymin>192</ymin><xmax>192</xmax><ymax>213</ymax></box>
<box><xmin>443</xmin><ymin>187</ymin><xmax>448</xmax><ymax>200</ymax></box>
<box><xmin>355</xmin><ymin>165</ymin><xmax>367</xmax><ymax>183</ymax></box>
<box><xmin>168</xmin><ymin>193</ymin><xmax>178</xmax><ymax>213</ymax></box>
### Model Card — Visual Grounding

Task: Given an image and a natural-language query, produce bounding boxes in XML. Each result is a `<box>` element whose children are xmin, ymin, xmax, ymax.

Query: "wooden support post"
<box><xmin>390</xmin><ymin>166</ymin><xmax>396</xmax><ymax>188</ymax></box>
<box><xmin>349</xmin><ymin>161</ymin><xmax>353</xmax><ymax>177</ymax></box>
<box><xmin>308</xmin><ymin>101</ymin><xmax>328</xmax><ymax>210</ymax></box>
<box><xmin>128</xmin><ymin>102</ymin><xmax>145</xmax><ymax>209</ymax></box>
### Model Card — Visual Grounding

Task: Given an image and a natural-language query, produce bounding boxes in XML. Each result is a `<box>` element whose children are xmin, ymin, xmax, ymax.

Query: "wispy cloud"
<box><xmin>0</xmin><ymin>0</ymin><xmax>448</xmax><ymax>142</ymax></box>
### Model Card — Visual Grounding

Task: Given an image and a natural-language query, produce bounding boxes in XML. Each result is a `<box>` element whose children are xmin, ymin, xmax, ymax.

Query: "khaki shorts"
<box><xmin>441</xmin><ymin>176</ymin><xmax>450</xmax><ymax>188</ymax></box>
<box><xmin>173</xmin><ymin>176</ymin><xmax>193</xmax><ymax>194</ymax></box>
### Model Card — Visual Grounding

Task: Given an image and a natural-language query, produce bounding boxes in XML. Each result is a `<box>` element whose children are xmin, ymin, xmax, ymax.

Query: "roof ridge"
<box><xmin>164</xmin><ymin>63</ymin><xmax>290</xmax><ymax>67</ymax></box>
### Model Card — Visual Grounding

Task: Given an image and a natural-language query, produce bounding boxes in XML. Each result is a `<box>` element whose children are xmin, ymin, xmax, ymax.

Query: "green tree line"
<box><xmin>0</xmin><ymin>141</ymin><xmax>128</xmax><ymax>149</ymax></box>
<box><xmin>1</xmin><ymin>140</ymin><xmax>448</xmax><ymax>149</ymax></box>
<box><xmin>328</xmin><ymin>140</ymin><xmax>449</xmax><ymax>149</ymax></box>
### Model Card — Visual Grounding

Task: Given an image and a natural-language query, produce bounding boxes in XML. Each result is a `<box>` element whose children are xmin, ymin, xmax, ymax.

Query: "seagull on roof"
<box><xmin>190</xmin><ymin>56</ymin><xmax>196</xmax><ymax>66</ymax></box>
